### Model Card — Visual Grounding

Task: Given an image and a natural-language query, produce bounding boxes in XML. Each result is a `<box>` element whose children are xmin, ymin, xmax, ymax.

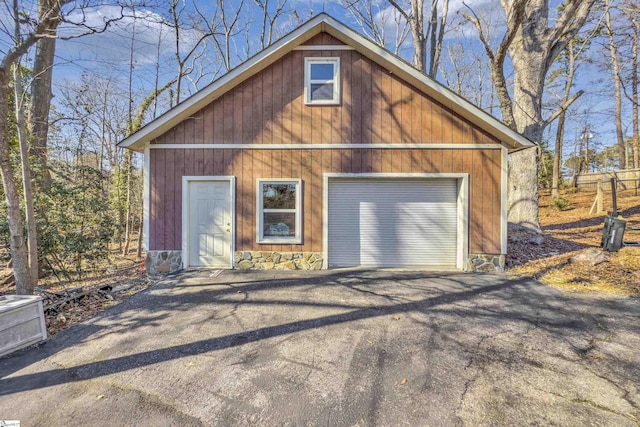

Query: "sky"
<box><xmin>2</xmin><ymin>0</ymin><xmax>632</xmax><ymax>169</ymax></box>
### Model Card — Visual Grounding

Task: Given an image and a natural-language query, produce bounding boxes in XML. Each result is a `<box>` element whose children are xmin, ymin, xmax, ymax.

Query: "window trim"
<box><xmin>304</xmin><ymin>57</ymin><xmax>340</xmax><ymax>105</ymax></box>
<box><xmin>256</xmin><ymin>178</ymin><xmax>302</xmax><ymax>244</ymax></box>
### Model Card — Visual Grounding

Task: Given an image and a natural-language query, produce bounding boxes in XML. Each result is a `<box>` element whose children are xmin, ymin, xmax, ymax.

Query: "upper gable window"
<box><xmin>304</xmin><ymin>57</ymin><xmax>340</xmax><ymax>105</ymax></box>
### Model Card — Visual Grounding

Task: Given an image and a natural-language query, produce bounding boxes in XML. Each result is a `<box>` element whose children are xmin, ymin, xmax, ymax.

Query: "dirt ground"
<box><xmin>509</xmin><ymin>188</ymin><xmax>640</xmax><ymax>297</ymax></box>
<box><xmin>0</xmin><ymin>237</ymin><xmax>151</xmax><ymax>336</ymax></box>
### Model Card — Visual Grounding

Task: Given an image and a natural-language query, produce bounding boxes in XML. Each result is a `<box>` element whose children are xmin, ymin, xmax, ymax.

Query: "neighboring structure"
<box><xmin>118</xmin><ymin>14</ymin><xmax>535</xmax><ymax>274</ymax></box>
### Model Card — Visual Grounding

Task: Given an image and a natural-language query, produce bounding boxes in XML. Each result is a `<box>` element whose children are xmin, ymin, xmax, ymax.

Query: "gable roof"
<box><xmin>118</xmin><ymin>13</ymin><xmax>535</xmax><ymax>153</ymax></box>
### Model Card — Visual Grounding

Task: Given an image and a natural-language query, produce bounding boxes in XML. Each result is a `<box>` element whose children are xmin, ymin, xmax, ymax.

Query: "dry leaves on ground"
<box><xmin>508</xmin><ymin>189</ymin><xmax>640</xmax><ymax>297</ymax></box>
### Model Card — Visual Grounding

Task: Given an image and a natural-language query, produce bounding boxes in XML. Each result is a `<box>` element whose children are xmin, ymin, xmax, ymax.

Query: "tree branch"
<box><xmin>387</xmin><ymin>0</ymin><xmax>412</xmax><ymax>23</ymax></box>
<box><xmin>543</xmin><ymin>89</ymin><xmax>584</xmax><ymax>127</ymax></box>
<box><xmin>546</xmin><ymin>0</ymin><xmax>597</xmax><ymax>70</ymax></box>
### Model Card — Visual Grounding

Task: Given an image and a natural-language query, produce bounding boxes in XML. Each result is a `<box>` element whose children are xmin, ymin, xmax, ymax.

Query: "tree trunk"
<box><xmin>502</xmin><ymin>0</ymin><xmax>595</xmax><ymax>231</ymax></box>
<box><xmin>29</xmin><ymin>39</ymin><xmax>56</xmax><ymax>176</ymax></box>
<box><xmin>0</xmin><ymin>70</ymin><xmax>32</xmax><ymax>295</ymax></box>
<box><xmin>552</xmin><ymin>42</ymin><xmax>577</xmax><ymax>199</ymax></box>
<box><xmin>632</xmin><ymin>19</ymin><xmax>639</xmax><ymax>169</ymax></box>
<box><xmin>137</xmin><ymin>205</ymin><xmax>143</xmax><ymax>260</ymax></box>
<box><xmin>122</xmin><ymin>151</ymin><xmax>133</xmax><ymax>256</ymax></box>
<box><xmin>29</xmin><ymin>0</ymin><xmax>60</xmax><ymax>186</ymax></box>
<box><xmin>13</xmin><ymin>64</ymin><xmax>38</xmax><ymax>292</ymax></box>
<box><xmin>389</xmin><ymin>0</ymin><xmax>427</xmax><ymax>72</ymax></box>
<box><xmin>551</xmin><ymin>112</ymin><xmax>566</xmax><ymax>200</ymax></box>
<box><xmin>606</xmin><ymin>7</ymin><xmax>627</xmax><ymax>169</ymax></box>
<box><xmin>507</xmin><ymin>43</ymin><xmax>546</xmax><ymax>232</ymax></box>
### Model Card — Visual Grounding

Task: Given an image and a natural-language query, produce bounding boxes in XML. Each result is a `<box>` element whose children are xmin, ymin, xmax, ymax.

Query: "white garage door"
<box><xmin>328</xmin><ymin>178</ymin><xmax>458</xmax><ymax>268</ymax></box>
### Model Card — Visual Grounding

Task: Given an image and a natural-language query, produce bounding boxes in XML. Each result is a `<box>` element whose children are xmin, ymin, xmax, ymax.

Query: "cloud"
<box><xmin>56</xmin><ymin>5</ymin><xmax>205</xmax><ymax>70</ymax></box>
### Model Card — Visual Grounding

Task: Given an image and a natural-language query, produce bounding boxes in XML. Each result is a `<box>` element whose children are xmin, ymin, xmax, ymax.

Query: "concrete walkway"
<box><xmin>1</xmin><ymin>270</ymin><xmax>639</xmax><ymax>426</ymax></box>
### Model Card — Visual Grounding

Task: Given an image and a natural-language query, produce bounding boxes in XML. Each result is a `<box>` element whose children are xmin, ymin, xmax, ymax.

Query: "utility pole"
<box><xmin>580</xmin><ymin>126</ymin><xmax>594</xmax><ymax>173</ymax></box>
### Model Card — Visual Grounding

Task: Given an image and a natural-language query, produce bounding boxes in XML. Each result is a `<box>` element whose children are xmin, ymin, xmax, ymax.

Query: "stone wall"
<box><xmin>234</xmin><ymin>251</ymin><xmax>323</xmax><ymax>270</ymax></box>
<box><xmin>468</xmin><ymin>254</ymin><xmax>505</xmax><ymax>272</ymax></box>
<box><xmin>147</xmin><ymin>250</ymin><xmax>182</xmax><ymax>275</ymax></box>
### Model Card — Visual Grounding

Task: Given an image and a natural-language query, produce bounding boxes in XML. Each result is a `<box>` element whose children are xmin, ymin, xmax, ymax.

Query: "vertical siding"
<box><xmin>149</xmin><ymin>148</ymin><xmax>502</xmax><ymax>254</ymax></box>
<box><xmin>150</xmin><ymin>39</ymin><xmax>500</xmax><ymax>147</ymax></box>
<box><xmin>147</xmin><ymin>32</ymin><xmax>506</xmax><ymax>256</ymax></box>
<box><xmin>302</xmin><ymin>33</ymin><xmax>346</xmax><ymax>45</ymax></box>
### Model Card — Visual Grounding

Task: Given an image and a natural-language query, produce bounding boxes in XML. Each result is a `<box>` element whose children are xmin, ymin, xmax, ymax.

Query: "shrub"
<box><xmin>552</xmin><ymin>197</ymin><xmax>570</xmax><ymax>211</ymax></box>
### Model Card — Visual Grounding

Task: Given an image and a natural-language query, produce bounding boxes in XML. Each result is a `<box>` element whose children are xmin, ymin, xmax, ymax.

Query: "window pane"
<box><xmin>263</xmin><ymin>212</ymin><xmax>296</xmax><ymax>238</ymax></box>
<box><xmin>263</xmin><ymin>183</ymin><xmax>296</xmax><ymax>209</ymax></box>
<box><xmin>310</xmin><ymin>63</ymin><xmax>334</xmax><ymax>80</ymax></box>
<box><xmin>310</xmin><ymin>83</ymin><xmax>334</xmax><ymax>101</ymax></box>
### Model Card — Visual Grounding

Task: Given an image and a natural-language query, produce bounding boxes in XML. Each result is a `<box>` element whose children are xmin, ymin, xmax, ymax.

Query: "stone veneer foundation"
<box><xmin>147</xmin><ymin>250</ymin><xmax>500</xmax><ymax>273</ymax></box>
<box><xmin>234</xmin><ymin>251</ymin><xmax>323</xmax><ymax>270</ymax></box>
<box><xmin>468</xmin><ymin>254</ymin><xmax>505</xmax><ymax>272</ymax></box>
<box><xmin>146</xmin><ymin>250</ymin><xmax>182</xmax><ymax>275</ymax></box>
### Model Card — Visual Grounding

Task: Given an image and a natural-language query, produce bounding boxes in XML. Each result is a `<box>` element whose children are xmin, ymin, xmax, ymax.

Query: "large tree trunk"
<box><xmin>508</xmin><ymin>35</ymin><xmax>546</xmax><ymax>232</ymax></box>
<box><xmin>29</xmin><ymin>0</ymin><xmax>60</xmax><ymax>184</ymax></box>
<box><xmin>0</xmin><ymin>70</ymin><xmax>32</xmax><ymax>295</ymax></box>
<box><xmin>502</xmin><ymin>0</ymin><xmax>594</xmax><ymax>232</ymax></box>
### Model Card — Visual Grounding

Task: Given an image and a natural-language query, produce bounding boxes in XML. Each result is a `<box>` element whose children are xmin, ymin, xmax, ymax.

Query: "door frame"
<box><xmin>182</xmin><ymin>176</ymin><xmax>236</xmax><ymax>269</ymax></box>
<box><xmin>323</xmin><ymin>173</ymin><xmax>469</xmax><ymax>270</ymax></box>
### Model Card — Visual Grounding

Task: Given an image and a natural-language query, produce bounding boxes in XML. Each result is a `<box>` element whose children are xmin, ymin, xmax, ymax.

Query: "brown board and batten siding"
<box><xmin>148</xmin><ymin>33</ymin><xmax>504</xmax><ymax>256</ymax></box>
<box><xmin>149</xmin><ymin>147</ymin><xmax>501</xmax><ymax>255</ymax></box>
<box><xmin>150</xmin><ymin>48</ymin><xmax>499</xmax><ymax>147</ymax></box>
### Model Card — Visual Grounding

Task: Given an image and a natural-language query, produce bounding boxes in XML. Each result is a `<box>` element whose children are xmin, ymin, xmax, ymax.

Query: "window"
<box><xmin>304</xmin><ymin>57</ymin><xmax>340</xmax><ymax>105</ymax></box>
<box><xmin>257</xmin><ymin>179</ymin><xmax>301</xmax><ymax>244</ymax></box>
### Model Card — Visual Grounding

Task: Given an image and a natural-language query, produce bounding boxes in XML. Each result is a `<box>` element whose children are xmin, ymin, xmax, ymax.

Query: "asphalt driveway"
<box><xmin>1</xmin><ymin>270</ymin><xmax>639</xmax><ymax>426</ymax></box>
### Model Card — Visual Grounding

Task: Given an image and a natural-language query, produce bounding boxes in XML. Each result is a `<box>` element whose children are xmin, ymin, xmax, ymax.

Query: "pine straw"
<box><xmin>508</xmin><ymin>189</ymin><xmax>640</xmax><ymax>297</ymax></box>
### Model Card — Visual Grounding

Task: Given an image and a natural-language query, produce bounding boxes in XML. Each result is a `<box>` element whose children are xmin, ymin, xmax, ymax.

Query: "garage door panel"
<box><xmin>328</xmin><ymin>178</ymin><xmax>458</xmax><ymax>268</ymax></box>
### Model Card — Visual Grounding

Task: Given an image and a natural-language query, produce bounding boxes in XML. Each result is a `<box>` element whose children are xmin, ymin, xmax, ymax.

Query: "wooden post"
<box><xmin>611</xmin><ymin>178</ymin><xmax>618</xmax><ymax>216</ymax></box>
<box><xmin>597</xmin><ymin>179</ymin><xmax>603</xmax><ymax>213</ymax></box>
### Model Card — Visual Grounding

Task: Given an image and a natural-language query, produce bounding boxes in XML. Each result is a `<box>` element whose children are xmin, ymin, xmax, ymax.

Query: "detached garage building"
<box><xmin>118</xmin><ymin>14</ymin><xmax>535</xmax><ymax>274</ymax></box>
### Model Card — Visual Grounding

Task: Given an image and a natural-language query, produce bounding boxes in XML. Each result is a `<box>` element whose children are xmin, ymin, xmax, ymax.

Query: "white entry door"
<box><xmin>188</xmin><ymin>181</ymin><xmax>231</xmax><ymax>267</ymax></box>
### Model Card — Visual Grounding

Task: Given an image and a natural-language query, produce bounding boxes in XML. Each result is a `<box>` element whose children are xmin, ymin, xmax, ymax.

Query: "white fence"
<box><xmin>575</xmin><ymin>168</ymin><xmax>640</xmax><ymax>190</ymax></box>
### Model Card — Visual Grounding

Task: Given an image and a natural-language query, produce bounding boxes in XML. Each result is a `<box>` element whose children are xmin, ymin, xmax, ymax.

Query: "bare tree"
<box><xmin>169</xmin><ymin>0</ymin><xmax>218</xmax><ymax>103</ymax></box>
<box><xmin>253</xmin><ymin>0</ymin><xmax>289</xmax><ymax>50</ymax></box>
<box><xmin>12</xmin><ymin>59</ymin><xmax>38</xmax><ymax>293</ymax></box>
<box><xmin>0</xmin><ymin>0</ymin><xmax>127</xmax><ymax>294</ymax></box>
<box><xmin>463</xmin><ymin>0</ymin><xmax>597</xmax><ymax>233</ymax></box>
<box><xmin>29</xmin><ymin>0</ymin><xmax>62</xmax><ymax>188</ymax></box>
<box><xmin>551</xmin><ymin>41</ymin><xmax>579</xmax><ymax>199</ymax></box>
<box><xmin>210</xmin><ymin>0</ymin><xmax>246</xmax><ymax>72</ymax></box>
<box><xmin>0</xmin><ymin>0</ymin><xmax>71</xmax><ymax>294</ymax></box>
<box><xmin>621</xmin><ymin>0</ymin><xmax>639</xmax><ymax>169</ymax></box>
<box><xmin>439</xmin><ymin>42</ymin><xmax>495</xmax><ymax>111</ymax></box>
<box><xmin>343</xmin><ymin>0</ymin><xmax>411</xmax><ymax>55</ymax></box>
<box><xmin>604</xmin><ymin>0</ymin><xmax>628</xmax><ymax>169</ymax></box>
<box><xmin>387</xmin><ymin>0</ymin><xmax>450</xmax><ymax>77</ymax></box>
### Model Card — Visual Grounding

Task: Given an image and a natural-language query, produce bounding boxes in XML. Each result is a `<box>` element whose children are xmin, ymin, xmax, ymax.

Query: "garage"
<box><xmin>326</xmin><ymin>176</ymin><xmax>465</xmax><ymax>269</ymax></box>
